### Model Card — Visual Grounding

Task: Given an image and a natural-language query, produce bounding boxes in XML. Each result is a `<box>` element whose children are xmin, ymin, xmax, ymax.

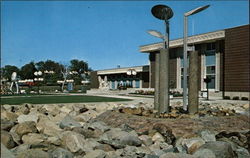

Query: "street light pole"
<box><xmin>183</xmin><ymin>5</ymin><xmax>210</xmax><ymax>112</ymax></box>
<box><xmin>183</xmin><ymin>15</ymin><xmax>188</xmax><ymax>111</ymax></box>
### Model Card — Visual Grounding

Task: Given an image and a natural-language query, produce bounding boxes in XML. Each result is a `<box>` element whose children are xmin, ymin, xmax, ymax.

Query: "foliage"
<box><xmin>223</xmin><ymin>96</ymin><xmax>230</xmax><ymax>100</ymax></box>
<box><xmin>0</xmin><ymin>65</ymin><xmax>20</xmax><ymax>81</ymax></box>
<box><xmin>232</xmin><ymin>96</ymin><xmax>239</xmax><ymax>100</ymax></box>
<box><xmin>241</xmin><ymin>97</ymin><xmax>248</xmax><ymax>100</ymax></box>
<box><xmin>19</xmin><ymin>62</ymin><xmax>37</xmax><ymax>80</ymax></box>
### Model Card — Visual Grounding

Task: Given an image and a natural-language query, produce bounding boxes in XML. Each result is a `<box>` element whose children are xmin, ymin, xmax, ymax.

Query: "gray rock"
<box><xmin>144</xmin><ymin>155</ymin><xmax>159</xmax><ymax>158</ymax></box>
<box><xmin>94</xmin><ymin>144</ymin><xmax>115</xmax><ymax>152</ymax></box>
<box><xmin>197</xmin><ymin>141</ymin><xmax>235</xmax><ymax>158</ymax></box>
<box><xmin>200</xmin><ymin>130</ymin><xmax>216</xmax><ymax>142</ymax></box>
<box><xmin>182</xmin><ymin>137</ymin><xmax>205</xmax><ymax>154</ymax></box>
<box><xmin>36</xmin><ymin>117</ymin><xmax>62</xmax><ymax>137</ymax></box>
<box><xmin>151</xmin><ymin>149</ymin><xmax>165</xmax><ymax>157</ymax></box>
<box><xmin>61</xmin><ymin>131</ymin><xmax>87</xmax><ymax>154</ymax></box>
<box><xmin>46</xmin><ymin>136</ymin><xmax>61</xmax><ymax>146</ymax></box>
<box><xmin>121</xmin><ymin>146</ymin><xmax>146</xmax><ymax>158</ymax></box>
<box><xmin>1</xmin><ymin>143</ymin><xmax>15</xmax><ymax>158</ymax></box>
<box><xmin>9</xmin><ymin>132</ymin><xmax>21</xmax><ymax>145</ymax></box>
<box><xmin>193</xmin><ymin>149</ymin><xmax>216</xmax><ymax>158</ymax></box>
<box><xmin>1</xmin><ymin>119</ymin><xmax>15</xmax><ymax>131</ymax></box>
<box><xmin>139</xmin><ymin>135</ymin><xmax>153</xmax><ymax>146</ymax></box>
<box><xmin>1</xmin><ymin>111</ymin><xmax>18</xmax><ymax>122</ymax></box>
<box><xmin>50</xmin><ymin>147</ymin><xmax>74</xmax><ymax>158</ymax></box>
<box><xmin>59</xmin><ymin>115</ymin><xmax>82</xmax><ymax>129</ymax></box>
<box><xmin>16</xmin><ymin>149</ymin><xmax>50</xmax><ymax>158</ymax></box>
<box><xmin>11</xmin><ymin>121</ymin><xmax>38</xmax><ymax>137</ymax></box>
<box><xmin>10</xmin><ymin>144</ymin><xmax>31</xmax><ymax>156</ymax></box>
<box><xmin>152</xmin><ymin>132</ymin><xmax>165</xmax><ymax>143</ymax></box>
<box><xmin>22</xmin><ymin>133</ymin><xmax>46</xmax><ymax>145</ymax></box>
<box><xmin>235</xmin><ymin>147</ymin><xmax>250</xmax><ymax>158</ymax></box>
<box><xmin>1</xmin><ymin>130</ymin><xmax>16</xmax><ymax>149</ymax></box>
<box><xmin>159</xmin><ymin>153</ymin><xmax>196</xmax><ymax>158</ymax></box>
<box><xmin>99</xmin><ymin>128</ymin><xmax>142</xmax><ymax>149</ymax></box>
<box><xmin>85</xmin><ymin>121</ymin><xmax>110</xmax><ymax>133</ymax></box>
<box><xmin>17</xmin><ymin>114</ymin><xmax>38</xmax><ymax>124</ymax></box>
<box><xmin>84</xmin><ymin>149</ymin><xmax>106</xmax><ymax>158</ymax></box>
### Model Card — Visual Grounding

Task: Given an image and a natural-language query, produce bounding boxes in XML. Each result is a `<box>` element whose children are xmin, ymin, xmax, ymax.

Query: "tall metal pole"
<box><xmin>183</xmin><ymin>15</ymin><xmax>188</xmax><ymax>111</ymax></box>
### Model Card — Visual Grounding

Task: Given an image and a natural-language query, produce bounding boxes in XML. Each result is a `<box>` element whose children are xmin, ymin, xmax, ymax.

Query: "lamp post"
<box><xmin>183</xmin><ymin>5</ymin><xmax>210</xmax><ymax>111</ymax></box>
<box><xmin>34</xmin><ymin>71</ymin><xmax>43</xmax><ymax>94</ymax></box>
<box><xmin>126</xmin><ymin>69</ymin><xmax>137</xmax><ymax>88</ymax></box>
<box><xmin>150</xmin><ymin>4</ymin><xmax>173</xmax><ymax>113</ymax></box>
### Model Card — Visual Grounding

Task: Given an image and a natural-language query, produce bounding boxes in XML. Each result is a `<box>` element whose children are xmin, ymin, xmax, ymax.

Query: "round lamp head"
<box><xmin>151</xmin><ymin>5</ymin><xmax>173</xmax><ymax>20</ymax></box>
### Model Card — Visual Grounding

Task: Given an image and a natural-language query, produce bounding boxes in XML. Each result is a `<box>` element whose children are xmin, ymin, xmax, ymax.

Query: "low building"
<box><xmin>90</xmin><ymin>24</ymin><xmax>249</xmax><ymax>99</ymax></box>
<box><xmin>90</xmin><ymin>65</ymin><xmax>149</xmax><ymax>89</ymax></box>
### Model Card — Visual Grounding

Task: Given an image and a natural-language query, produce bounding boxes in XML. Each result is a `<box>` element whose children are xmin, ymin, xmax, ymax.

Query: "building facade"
<box><xmin>90</xmin><ymin>24</ymin><xmax>249</xmax><ymax>98</ymax></box>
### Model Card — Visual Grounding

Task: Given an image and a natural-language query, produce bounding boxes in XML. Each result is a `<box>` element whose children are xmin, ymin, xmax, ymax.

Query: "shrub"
<box><xmin>232</xmin><ymin>96</ymin><xmax>239</xmax><ymax>100</ymax></box>
<box><xmin>223</xmin><ymin>96</ymin><xmax>230</xmax><ymax>100</ymax></box>
<box><xmin>241</xmin><ymin>97</ymin><xmax>249</xmax><ymax>100</ymax></box>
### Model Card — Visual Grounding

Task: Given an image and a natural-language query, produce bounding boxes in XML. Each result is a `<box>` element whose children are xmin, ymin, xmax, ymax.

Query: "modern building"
<box><xmin>91</xmin><ymin>24</ymin><xmax>249</xmax><ymax>98</ymax></box>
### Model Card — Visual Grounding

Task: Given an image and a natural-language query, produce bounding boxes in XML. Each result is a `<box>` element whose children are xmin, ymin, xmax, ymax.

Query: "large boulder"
<box><xmin>59</xmin><ymin>115</ymin><xmax>82</xmax><ymax>129</ymax></box>
<box><xmin>196</xmin><ymin>141</ymin><xmax>235</xmax><ymax>158</ymax></box>
<box><xmin>139</xmin><ymin>135</ymin><xmax>153</xmax><ymax>146</ymax></box>
<box><xmin>17</xmin><ymin>114</ymin><xmax>38</xmax><ymax>124</ymax></box>
<box><xmin>84</xmin><ymin>149</ymin><xmax>106</xmax><ymax>158</ymax></box>
<box><xmin>1</xmin><ymin>131</ymin><xmax>16</xmax><ymax>149</ymax></box>
<box><xmin>182</xmin><ymin>137</ymin><xmax>205</xmax><ymax>154</ymax></box>
<box><xmin>16</xmin><ymin>149</ymin><xmax>50</xmax><ymax>158</ymax></box>
<box><xmin>81</xmin><ymin>121</ymin><xmax>110</xmax><ymax>138</ymax></box>
<box><xmin>200</xmin><ymin>130</ymin><xmax>216</xmax><ymax>142</ymax></box>
<box><xmin>193</xmin><ymin>149</ymin><xmax>216</xmax><ymax>158</ymax></box>
<box><xmin>1</xmin><ymin>111</ymin><xmax>18</xmax><ymax>122</ymax></box>
<box><xmin>99</xmin><ymin>128</ymin><xmax>142</xmax><ymax>149</ymax></box>
<box><xmin>10</xmin><ymin>121</ymin><xmax>38</xmax><ymax>137</ymax></box>
<box><xmin>22</xmin><ymin>133</ymin><xmax>46</xmax><ymax>145</ymax></box>
<box><xmin>36</xmin><ymin>117</ymin><xmax>62</xmax><ymax>137</ymax></box>
<box><xmin>50</xmin><ymin>147</ymin><xmax>74</xmax><ymax>158</ymax></box>
<box><xmin>152</xmin><ymin>123</ymin><xmax>175</xmax><ymax>145</ymax></box>
<box><xmin>61</xmin><ymin>131</ymin><xmax>87</xmax><ymax>154</ymax></box>
<box><xmin>1</xmin><ymin>143</ymin><xmax>15</xmax><ymax>158</ymax></box>
<box><xmin>159</xmin><ymin>153</ymin><xmax>196</xmax><ymax>158</ymax></box>
<box><xmin>10</xmin><ymin>144</ymin><xmax>31</xmax><ymax>156</ymax></box>
<box><xmin>1</xmin><ymin>119</ymin><xmax>15</xmax><ymax>131</ymax></box>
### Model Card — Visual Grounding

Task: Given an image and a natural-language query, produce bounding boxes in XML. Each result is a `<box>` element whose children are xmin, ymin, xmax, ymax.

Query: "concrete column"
<box><xmin>132</xmin><ymin>80</ymin><xmax>136</xmax><ymax>88</ymax></box>
<box><xmin>154</xmin><ymin>52</ymin><xmax>160</xmax><ymax>110</ymax></box>
<box><xmin>215</xmin><ymin>42</ymin><xmax>220</xmax><ymax>92</ymax></box>
<box><xmin>115</xmin><ymin>81</ymin><xmax>117</xmax><ymax>89</ymax></box>
<box><xmin>176</xmin><ymin>57</ymin><xmax>181</xmax><ymax>90</ymax></box>
<box><xmin>159</xmin><ymin>49</ymin><xmax>169</xmax><ymax>113</ymax></box>
<box><xmin>188</xmin><ymin>51</ymin><xmax>199</xmax><ymax>114</ymax></box>
<box><xmin>215</xmin><ymin>52</ymin><xmax>220</xmax><ymax>91</ymax></box>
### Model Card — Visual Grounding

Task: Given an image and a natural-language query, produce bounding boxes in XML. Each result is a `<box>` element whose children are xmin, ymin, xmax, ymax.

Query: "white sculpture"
<box><xmin>98</xmin><ymin>76</ymin><xmax>109</xmax><ymax>90</ymax></box>
<box><xmin>9</xmin><ymin>72</ymin><xmax>19</xmax><ymax>93</ymax></box>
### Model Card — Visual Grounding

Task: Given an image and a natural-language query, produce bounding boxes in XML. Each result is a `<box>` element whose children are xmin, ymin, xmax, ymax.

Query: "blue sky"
<box><xmin>1</xmin><ymin>1</ymin><xmax>249</xmax><ymax>70</ymax></box>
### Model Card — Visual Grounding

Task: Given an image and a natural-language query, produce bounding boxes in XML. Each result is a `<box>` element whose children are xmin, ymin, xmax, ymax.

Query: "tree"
<box><xmin>36</xmin><ymin>60</ymin><xmax>63</xmax><ymax>85</ymax></box>
<box><xmin>1</xmin><ymin>65</ymin><xmax>20</xmax><ymax>81</ymax></box>
<box><xmin>19</xmin><ymin>62</ymin><xmax>37</xmax><ymax>80</ymax></box>
<box><xmin>69</xmin><ymin>59</ymin><xmax>91</xmax><ymax>85</ymax></box>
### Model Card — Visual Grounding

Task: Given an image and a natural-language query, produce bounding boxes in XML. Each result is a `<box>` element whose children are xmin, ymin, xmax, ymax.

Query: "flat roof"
<box><xmin>139</xmin><ymin>29</ymin><xmax>225</xmax><ymax>53</ymax></box>
<box><xmin>97</xmin><ymin>65</ymin><xmax>149</xmax><ymax>75</ymax></box>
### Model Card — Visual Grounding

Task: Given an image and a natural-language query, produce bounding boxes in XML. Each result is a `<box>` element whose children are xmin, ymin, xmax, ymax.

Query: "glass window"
<box><xmin>206</xmin><ymin>75</ymin><xmax>215</xmax><ymax>89</ymax></box>
<box><xmin>205</xmin><ymin>51</ymin><xmax>215</xmax><ymax>66</ymax></box>
<box><xmin>206</xmin><ymin>66</ymin><xmax>215</xmax><ymax>74</ymax></box>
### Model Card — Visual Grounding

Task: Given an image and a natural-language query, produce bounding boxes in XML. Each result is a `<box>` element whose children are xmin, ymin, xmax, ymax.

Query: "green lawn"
<box><xmin>1</xmin><ymin>95</ymin><xmax>132</xmax><ymax>105</ymax></box>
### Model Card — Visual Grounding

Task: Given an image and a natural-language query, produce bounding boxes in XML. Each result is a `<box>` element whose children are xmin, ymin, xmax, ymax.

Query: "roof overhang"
<box><xmin>97</xmin><ymin>65</ymin><xmax>149</xmax><ymax>75</ymax></box>
<box><xmin>140</xmin><ymin>30</ymin><xmax>225</xmax><ymax>53</ymax></box>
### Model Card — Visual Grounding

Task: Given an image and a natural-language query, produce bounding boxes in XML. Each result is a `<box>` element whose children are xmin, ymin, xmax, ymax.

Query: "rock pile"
<box><xmin>118</xmin><ymin>102</ymin><xmax>249</xmax><ymax>119</ymax></box>
<box><xmin>1</xmin><ymin>103</ymin><xmax>249</xmax><ymax>158</ymax></box>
